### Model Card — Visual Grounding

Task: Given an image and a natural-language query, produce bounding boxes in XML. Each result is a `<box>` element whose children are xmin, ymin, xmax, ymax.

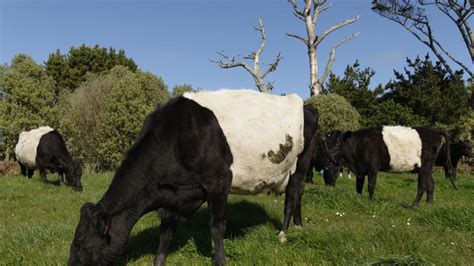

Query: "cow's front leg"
<box><xmin>368</xmin><ymin>171</ymin><xmax>378</xmax><ymax>201</ymax></box>
<box><xmin>412</xmin><ymin>171</ymin><xmax>427</xmax><ymax>207</ymax></box>
<box><xmin>356</xmin><ymin>175</ymin><xmax>365</xmax><ymax>194</ymax></box>
<box><xmin>27</xmin><ymin>169</ymin><xmax>34</xmax><ymax>179</ymax></box>
<box><xmin>426</xmin><ymin>172</ymin><xmax>435</xmax><ymax>204</ymax></box>
<box><xmin>208</xmin><ymin>192</ymin><xmax>227</xmax><ymax>266</ymax></box>
<box><xmin>153</xmin><ymin>214</ymin><xmax>178</xmax><ymax>266</ymax></box>
<box><xmin>39</xmin><ymin>168</ymin><xmax>48</xmax><ymax>182</ymax></box>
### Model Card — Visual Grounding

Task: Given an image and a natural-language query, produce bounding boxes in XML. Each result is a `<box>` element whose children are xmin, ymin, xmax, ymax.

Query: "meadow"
<box><xmin>0</xmin><ymin>170</ymin><xmax>473</xmax><ymax>265</ymax></box>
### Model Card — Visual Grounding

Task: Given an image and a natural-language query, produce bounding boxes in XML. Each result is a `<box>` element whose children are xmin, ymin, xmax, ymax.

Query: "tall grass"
<box><xmin>0</xmin><ymin>171</ymin><xmax>473</xmax><ymax>265</ymax></box>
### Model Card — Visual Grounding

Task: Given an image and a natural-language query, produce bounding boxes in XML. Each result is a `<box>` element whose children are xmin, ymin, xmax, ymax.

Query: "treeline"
<box><xmin>0</xmin><ymin>45</ymin><xmax>194</xmax><ymax>171</ymax></box>
<box><xmin>306</xmin><ymin>56</ymin><xmax>473</xmax><ymax>142</ymax></box>
<box><xmin>1</xmin><ymin>45</ymin><xmax>472</xmax><ymax>171</ymax></box>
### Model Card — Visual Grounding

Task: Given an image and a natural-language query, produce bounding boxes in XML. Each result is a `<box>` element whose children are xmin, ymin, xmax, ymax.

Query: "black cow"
<box><xmin>68</xmin><ymin>90</ymin><xmax>319</xmax><ymax>266</ymax></box>
<box><xmin>15</xmin><ymin>126</ymin><xmax>83</xmax><ymax>192</ymax></box>
<box><xmin>436</xmin><ymin>140</ymin><xmax>472</xmax><ymax>179</ymax></box>
<box><xmin>325</xmin><ymin>126</ymin><xmax>454</xmax><ymax>206</ymax></box>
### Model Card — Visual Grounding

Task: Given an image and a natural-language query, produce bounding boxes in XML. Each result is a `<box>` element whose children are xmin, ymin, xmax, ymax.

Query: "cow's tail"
<box><xmin>441</xmin><ymin>130</ymin><xmax>456</xmax><ymax>189</ymax></box>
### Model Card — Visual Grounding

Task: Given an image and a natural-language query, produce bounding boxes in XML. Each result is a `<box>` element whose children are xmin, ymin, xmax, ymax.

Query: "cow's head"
<box><xmin>323</xmin><ymin>130</ymin><xmax>352</xmax><ymax>186</ymax></box>
<box><xmin>69</xmin><ymin>203</ymin><xmax>111</xmax><ymax>265</ymax></box>
<box><xmin>66</xmin><ymin>160</ymin><xmax>83</xmax><ymax>192</ymax></box>
<box><xmin>459</xmin><ymin>140</ymin><xmax>472</xmax><ymax>158</ymax></box>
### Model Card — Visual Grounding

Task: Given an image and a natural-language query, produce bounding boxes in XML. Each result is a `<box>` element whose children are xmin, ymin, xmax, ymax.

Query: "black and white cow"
<box><xmin>436</xmin><ymin>140</ymin><xmax>472</xmax><ymax>179</ymax></box>
<box><xmin>68</xmin><ymin>90</ymin><xmax>319</xmax><ymax>266</ymax></box>
<box><xmin>15</xmin><ymin>126</ymin><xmax>83</xmax><ymax>191</ymax></box>
<box><xmin>325</xmin><ymin>126</ymin><xmax>454</xmax><ymax>206</ymax></box>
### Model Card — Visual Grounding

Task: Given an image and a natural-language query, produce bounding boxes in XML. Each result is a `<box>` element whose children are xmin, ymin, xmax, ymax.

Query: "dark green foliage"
<box><xmin>324</xmin><ymin>60</ymin><xmax>383</xmax><ymax>117</ymax></box>
<box><xmin>363</xmin><ymin>99</ymin><xmax>428</xmax><ymax>127</ymax></box>
<box><xmin>305</xmin><ymin>93</ymin><xmax>360</xmax><ymax>133</ymax></box>
<box><xmin>45</xmin><ymin>45</ymin><xmax>137</xmax><ymax>93</ymax></box>
<box><xmin>171</xmin><ymin>84</ymin><xmax>201</xmax><ymax>98</ymax></box>
<box><xmin>0</xmin><ymin>55</ymin><xmax>59</xmax><ymax>159</ymax></box>
<box><xmin>383</xmin><ymin>56</ymin><xmax>468</xmax><ymax>125</ymax></box>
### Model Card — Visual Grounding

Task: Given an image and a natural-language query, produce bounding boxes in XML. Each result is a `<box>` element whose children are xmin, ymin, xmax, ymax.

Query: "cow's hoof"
<box><xmin>278</xmin><ymin>231</ymin><xmax>287</xmax><ymax>243</ymax></box>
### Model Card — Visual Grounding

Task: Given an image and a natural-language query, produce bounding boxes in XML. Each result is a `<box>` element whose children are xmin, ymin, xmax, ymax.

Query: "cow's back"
<box><xmin>15</xmin><ymin>126</ymin><xmax>55</xmax><ymax>168</ymax></box>
<box><xmin>183</xmin><ymin>89</ymin><xmax>305</xmax><ymax>194</ymax></box>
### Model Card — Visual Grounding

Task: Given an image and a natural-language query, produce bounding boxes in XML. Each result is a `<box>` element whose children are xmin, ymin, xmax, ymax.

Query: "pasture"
<box><xmin>1</xmin><ymin>171</ymin><xmax>473</xmax><ymax>265</ymax></box>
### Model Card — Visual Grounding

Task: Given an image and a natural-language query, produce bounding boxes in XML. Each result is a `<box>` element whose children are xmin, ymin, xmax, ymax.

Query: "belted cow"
<box><xmin>15</xmin><ymin>126</ymin><xmax>83</xmax><ymax>191</ymax></box>
<box><xmin>68</xmin><ymin>90</ymin><xmax>319</xmax><ymax>265</ymax></box>
<box><xmin>324</xmin><ymin>126</ymin><xmax>455</xmax><ymax>206</ymax></box>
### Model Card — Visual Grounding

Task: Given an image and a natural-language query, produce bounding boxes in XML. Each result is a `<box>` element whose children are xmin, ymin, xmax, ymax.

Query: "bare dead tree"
<box><xmin>212</xmin><ymin>18</ymin><xmax>282</xmax><ymax>93</ymax></box>
<box><xmin>287</xmin><ymin>0</ymin><xmax>359</xmax><ymax>96</ymax></box>
<box><xmin>372</xmin><ymin>0</ymin><xmax>473</xmax><ymax>79</ymax></box>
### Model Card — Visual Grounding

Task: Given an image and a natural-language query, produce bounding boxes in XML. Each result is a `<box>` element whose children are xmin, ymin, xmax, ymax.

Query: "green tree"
<box><xmin>45</xmin><ymin>44</ymin><xmax>137</xmax><ymax>93</ymax></box>
<box><xmin>305</xmin><ymin>93</ymin><xmax>360</xmax><ymax>134</ymax></box>
<box><xmin>171</xmin><ymin>84</ymin><xmax>200</xmax><ymax>97</ymax></box>
<box><xmin>383</xmin><ymin>55</ymin><xmax>469</xmax><ymax>126</ymax></box>
<box><xmin>363</xmin><ymin>99</ymin><xmax>428</xmax><ymax>127</ymax></box>
<box><xmin>324</xmin><ymin>60</ymin><xmax>383</xmax><ymax>117</ymax></box>
<box><xmin>62</xmin><ymin>66</ymin><xmax>169</xmax><ymax>170</ymax></box>
<box><xmin>0</xmin><ymin>55</ymin><xmax>59</xmax><ymax>159</ymax></box>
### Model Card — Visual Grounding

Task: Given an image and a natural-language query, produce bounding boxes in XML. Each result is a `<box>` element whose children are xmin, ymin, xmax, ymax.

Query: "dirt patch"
<box><xmin>0</xmin><ymin>161</ymin><xmax>21</xmax><ymax>176</ymax></box>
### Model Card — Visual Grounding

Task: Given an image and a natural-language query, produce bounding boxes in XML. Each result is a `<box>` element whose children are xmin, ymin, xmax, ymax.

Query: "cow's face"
<box><xmin>66</xmin><ymin>161</ymin><xmax>83</xmax><ymax>192</ymax></box>
<box><xmin>69</xmin><ymin>203</ymin><xmax>111</xmax><ymax>265</ymax></box>
<box><xmin>460</xmin><ymin>140</ymin><xmax>472</xmax><ymax>158</ymax></box>
<box><xmin>325</xmin><ymin>130</ymin><xmax>350</xmax><ymax>162</ymax></box>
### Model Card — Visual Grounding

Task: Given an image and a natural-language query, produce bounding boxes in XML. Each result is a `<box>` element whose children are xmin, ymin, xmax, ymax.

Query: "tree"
<box><xmin>213</xmin><ymin>18</ymin><xmax>282</xmax><ymax>93</ymax></box>
<box><xmin>62</xmin><ymin>66</ymin><xmax>169</xmax><ymax>170</ymax></box>
<box><xmin>171</xmin><ymin>84</ymin><xmax>200</xmax><ymax>98</ymax></box>
<box><xmin>45</xmin><ymin>44</ymin><xmax>138</xmax><ymax>93</ymax></box>
<box><xmin>372</xmin><ymin>0</ymin><xmax>473</xmax><ymax>79</ymax></box>
<box><xmin>363</xmin><ymin>99</ymin><xmax>428</xmax><ymax>127</ymax></box>
<box><xmin>324</xmin><ymin>60</ymin><xmax>384</xmax><ymax>116</ymax></box>
<box><xmin>305</xmin><ymin>93</ymin><xmax>360</xmax><ymax>133</ymax></box>
<box><xmin>287</xmin><ymin>0</ymin><xmax>359</xmax><ymax>96</ymax></box>
<box><xmin>383</xmin><ymin>55</ymin><xmax>469</xmax><ymax>125</ymax></box>
<box><xmin>0</xmin><ymin>55</ymin><xmax>59</xmax><ymax>159</ymax></box>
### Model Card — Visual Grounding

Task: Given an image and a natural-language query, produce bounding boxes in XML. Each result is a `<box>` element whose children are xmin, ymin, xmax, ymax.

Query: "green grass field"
<box><xmin>1</xmin><ymin>170</ymin><xmax>473</xmax><ymax>265</ymax></box>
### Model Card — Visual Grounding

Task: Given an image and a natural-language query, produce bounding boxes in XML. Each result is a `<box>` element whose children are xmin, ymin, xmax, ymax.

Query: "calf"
<box><xmin>325</xmin><ymin>126</ymin><xmax>454</xmax><ymax>206</ymax></box>
<box><xmin>436</xmin><ymin>140</ymin><xmax>472</xmax><ymax>179</ymax></box>
<box><xmin>15</xmin><ymin>126</ymin><xmax>83</xmax><ymax>191</ymax></box>
<box><xmin>304</xmin><ymin>133</ymin><xmax>339</xmax><ymax>186</ymax></box>
<box><xmin>68</xmin><ymin>90</ymin><xmax>319</xmax><ymax>265</ymax></box>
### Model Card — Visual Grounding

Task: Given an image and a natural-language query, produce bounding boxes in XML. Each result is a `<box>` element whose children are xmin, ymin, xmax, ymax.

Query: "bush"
<box><xmin>62</xmin><ymin>66</ymin><xmax>169</xmax><ymax>170</ymax></box>
<box><xmin>305</xmin><ymin>93</ymin><xmax>360</xmax><ymax>133</ymax></box>
<box><xmin>362</xmin><ymin>99</ymin><xmax>428</xmax><ymax>127</ymax></box>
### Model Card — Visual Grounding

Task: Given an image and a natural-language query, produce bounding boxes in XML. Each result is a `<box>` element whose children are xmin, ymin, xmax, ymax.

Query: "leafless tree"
<box><xmin>212</xmin><ymin>18</ymin><xmax>282</xmax><ymax>93</ymax></box>
<box><xmin>287</xmin><ymin>0</ymin><xmax>359</xmax><ymax>96</ymax></box>
<box><xmin>372</xmin><ymin>0</ymin><xmax>473</xmax><ymax>79</ymax></box>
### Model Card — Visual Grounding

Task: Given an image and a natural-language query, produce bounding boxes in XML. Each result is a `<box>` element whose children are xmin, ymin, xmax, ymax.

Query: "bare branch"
<box><xmin>286</xmin><ymin>33</ymin><xmax>310</xmax><ymax>45</ymax></box>
<box><xmin>262</xmin><ymin>53</ymin><xmax>282</xmax><ymax>79</ymax></box>
<box><xmin>319</xmin><ymin>32</ymin><xmax>360</xmax><ymax>85</ymax></box>
<box><xmin>314</xmin><ymin>15</ymin><xmax>360</xmax><ymax>47</ymax></box>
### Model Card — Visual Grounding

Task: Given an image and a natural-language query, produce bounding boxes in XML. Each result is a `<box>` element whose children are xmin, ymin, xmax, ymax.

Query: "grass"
<box><xmin>0</xmin><ymin>170</ymin><xmax>473</xmax><ymax>265</ymax></box>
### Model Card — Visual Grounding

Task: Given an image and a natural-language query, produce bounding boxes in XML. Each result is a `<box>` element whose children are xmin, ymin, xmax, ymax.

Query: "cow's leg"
<box><xmin>426</xmin><ymin>171</ymin><xmax>435</xmax><ymax>204</ymax></box>
<box><xmin>39</xmin><ymin>168</ymin><xmax>48</xmax><ymax>182</ymax></box>
<box><xmin>305</xmin><ymin>167</ymin><xmax>313</xmax><ymax>183</ymax></box>
<box><xmin>281</xmin><ymin>168</ymin><xmax>305</xmax><ymax>233</ymax></box>
<box><xmin>58</xmin><ymin>171</ymin><xmax>65</xmax><ymax>183</ymax></box>
<box><xmin>27</xmin><ymin>169</ymin><xmax>34</xmax><ymax>179</ymax></box>
<box><xmin>356</xmin><ymin>175</ymin><xmax>365</xmax><ymax>194</ymax></box>
<box><xmin>412</xmin><ymin>171</ymin><xmax>427</xmax><ymax>207</ymax></box>
<box><xmin>19</xmin><ymin>162</ymin><xmax>27</xmax><ymax>176</ymax></box>
<box><xmin>153</xmin><ymin>214</ymin><xmax>178</xmax><ymax>266</ymax></box>
<box><xmin>368</xmin><ymin>171</ymin><xmax>378</xmax><ymax>201</ymax></box>
<box><xmin>207</xmin><ymin>192</ymin><xmax>227</xmax><ymax>266</ymax></box>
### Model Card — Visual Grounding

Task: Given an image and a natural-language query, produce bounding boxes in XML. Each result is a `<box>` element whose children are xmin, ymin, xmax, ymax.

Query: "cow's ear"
<box><xmin>97</xmin><ymin>213</ymin><xmax>112</xmax><ymax>244</ymax></box>
<box><xmin>343</xmin><ymin>131</ymin><xmax>352</xmax><ymax>141</ymax></box>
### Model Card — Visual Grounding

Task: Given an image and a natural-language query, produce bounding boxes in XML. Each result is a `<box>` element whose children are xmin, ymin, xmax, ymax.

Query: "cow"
<box><xmin>68</xmin><ymin>90</ymin><xmax>319</xmax><ymax>266</ymax></box>
<box><xmin>324</xmin><ymin>126</ymin><xmax>455</xmax><ymax>207</ymax></box>
<box><xmin>436</xmin><ymin>140</ymin><xmax>472</xmax><ymax>179</ymax></box>
<box><xmin>304</xmin><ymin>133</ymin><xmax>339</xmax><ymax>186</ymax></box>
<box><xmin>15</xmin><ymin>126</ymin><xmax>83</xmax><ymax>192</ymax></box>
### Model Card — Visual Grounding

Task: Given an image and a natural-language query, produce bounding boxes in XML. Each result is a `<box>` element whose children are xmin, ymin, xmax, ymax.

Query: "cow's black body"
<box><xmin>436</xmin><ymin>140</ymin><xmax>472</xmax><ymax>178</ymax></box>
<box><xmin>68</xmin><ymin>96</ymin><xmax>318</xmax><ymax>265</ymax></box>
<box><xmin>325</xmin><ymin>127</ymin><xmax>453</xmax><ymax>206</ymax></box>
<box><xmin>17</xmin><ymin>130</ymin><xmax>82</xmax><ymax>192</ymax></box>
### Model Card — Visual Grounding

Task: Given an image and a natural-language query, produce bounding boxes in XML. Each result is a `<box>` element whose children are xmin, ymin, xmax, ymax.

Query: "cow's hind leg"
<box><xmin>153</xmin><ymin>213</ymin><xmax>178</xmax><ymax>266</ymax></box>
<box><xmin>208</xmin><ymin>192</ymin><xmax>228</xmax><ymax>266</ymax></box>
<box><xmin>19</xmin><ymin>162</ymin><xmax>27</xmax><ymax>176</ymax></box>
<box><xmin>412</xmin><ymin>170</ymin><xmax>428</xmax><ymax>207</ymax></box>
<box><xmin>39</xmin><ymin>168</ymin><xmax>48</xmax><ymax>182</ymax></box>
<box><xmin>425</xmin><ymin>169</ymin><xmax>435</xmax><ymax>204</ymax></box>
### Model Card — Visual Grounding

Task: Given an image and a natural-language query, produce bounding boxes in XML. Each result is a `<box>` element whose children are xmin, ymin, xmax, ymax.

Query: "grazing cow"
<box><xmin>68</xmin><ymin>90</ymin><xmax>319</xmax><ymax>266</ymax></box>
<box><xmin>436</xmin><ymin>140</ymin><xmax>472</xmax><ymax>179</ymax></box>
<box><xmin>304</xmin><ymin>133</ymin><xmax>339</xmax><ymax>186</ymax></box>
<box><xmin>325</xmin><ymin>126</ymin><xmax>454</xmax><ymax>206</ymax></box>
<box><xmin>15</xmin><ymin>126</ymin><xmax>83</xmax><ymax>192</ymax></box>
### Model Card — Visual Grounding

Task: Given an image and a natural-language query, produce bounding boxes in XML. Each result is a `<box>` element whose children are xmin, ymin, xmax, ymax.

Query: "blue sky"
<box><xmin>0</xmin><ymin>0</ymin><xmax>471</xmax><ymax>98</ymax></box>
